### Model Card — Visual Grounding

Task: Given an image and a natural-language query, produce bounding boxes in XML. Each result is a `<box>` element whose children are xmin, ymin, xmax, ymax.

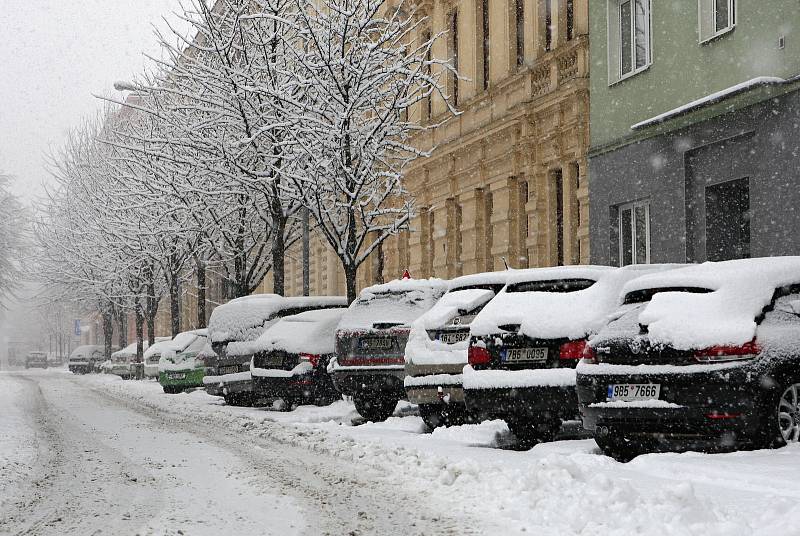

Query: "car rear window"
<box><xmin>448</xmin><ymin>283</ymin><xmax>505</xmax><ymax>294</ymax></box>
<box><xmin>622</xmin><ymin>286</ymin><xmax>713</xmax><ymax>304</ymax></box>
<box><xmin>506</xmin><ymin>278</ymin><xmax>596</xmax><ymax>293</ymax></box>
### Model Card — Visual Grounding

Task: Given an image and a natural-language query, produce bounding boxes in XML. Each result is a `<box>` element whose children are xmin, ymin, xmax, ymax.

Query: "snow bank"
<box><xmin>622</xmin><ymin>257</ymin><xmax>800</xmax><ymax>350</ymax></box>
<box><xmin>236</xmin><ymin>308</ymin><xmax>347</xmax><ymax>357</ymax></box>
<box><xmin>337</xmin><ymin>278</ymin><xmax>448</xmax><ymax>331</ymax></box>
<box><xmin>462</xmin><ymin>364</ymin><xmax>576</xmax><ymax>389</ymax></box>
<box><xmin>470</xmin><ymin>265</ymin><xmax>681</xmax><ymax>340</ymax></box>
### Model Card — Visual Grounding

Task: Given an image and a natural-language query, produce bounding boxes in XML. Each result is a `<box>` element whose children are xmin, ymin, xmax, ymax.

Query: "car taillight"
<box><xmin>693</xmin><ymin>340</ymin><xmax>760</xmax><ymax>363</ymax></box>
<box><xmin>299</xmin><ymin>353</ymin><xmax>321</xmax><ymax>367</ymax></box>
<box><xmin>559</xmin><ymin>339</ymin><xmax>592</xmax><ymax>360</ymax></box>
<box><xmin>468</xmin><ymin>345</ymin><xmax>491</xmax><ymax>365</ymax></box>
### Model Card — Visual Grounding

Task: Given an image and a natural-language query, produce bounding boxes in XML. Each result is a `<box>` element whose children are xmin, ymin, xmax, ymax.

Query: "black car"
<box><xmin>463</xmin><ymin>264</ymin><xmax>676</xmax><ymax>446</ymax></box>
<box><xmin>577</xmin><ymin>257</ymin><xmax>800</xmax><ymax>460</ymax></box>
<box><xmin>251</xmin><ymin>308</ymin><xmax>347</xmax><ymax>408</ymax></box>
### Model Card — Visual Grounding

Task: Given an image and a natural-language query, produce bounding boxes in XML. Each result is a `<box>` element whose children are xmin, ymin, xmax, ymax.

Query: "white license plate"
<box><xmin>360</xmin><ymin>338</ymin><xmax>392</xmax><ymax>350</ymax></box>
<box><xmin>502</xmin><ymin>347</ymin><xmax>548</xmax><ymax>363</ymax></box>
<box><xmin>438</xmin><ymin>332</ymin><xmax>469</xmax><ymax>344</ymax></box>
<box><xmin>168</xmin><ymin>372</ymin><xmax>186</xmax><ymax>380</ymax></box>
<box><xmin>607</xmin><ymin>383</ymin><xmax>661</xmax><ymax>401</ymax></box>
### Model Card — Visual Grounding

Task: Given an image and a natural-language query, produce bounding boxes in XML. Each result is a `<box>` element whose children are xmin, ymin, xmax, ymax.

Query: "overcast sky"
<box><xmin>0</xmin><ymin>0</ymin><xmax>186</xmax><ymax>202</ymax></box>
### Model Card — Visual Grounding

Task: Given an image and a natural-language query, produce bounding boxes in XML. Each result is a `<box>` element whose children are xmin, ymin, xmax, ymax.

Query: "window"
<box><xmin>567</xmin><ymin>0</ymin><xmax>574</xmax><ymax>40</ymax></box>
<box><xmin>618</xmin><ymin>200</ymin><xmax>650</xmax><ymax>266</ymax></box>
<box><xmin>422</xmin><ymin>28</ymin><xmax>432</xmax><ymax>120</ymax></box>
<box><xmin>545</xmin><ymin>0</ymin><xmax>553</xmax><ymax>52</ymax></box>
<box><xmin>607</xmin><ymin>0</ymin><xmax>651</xmax><ymax>83</ymax></box>
<box><xmin>552</xmin><ymin>169</ymin><xmax>564</xmax><ymax>266</ymax></box>
<box><xmin>515</xmin><ymin>0</ymin><xmax>524</xmax><ymax>67</ymax></box>
<box><xmin>705</xmin><ymin>178</ymin><xmax>750</xmax><ymax>261</ymax></box>
<box><xmin>699</xmin><ymin>0</ymin><xmax>736</xmax><ymax>43</ymax></box>
<box><xmin>447</xmin><ymin>10</ymin><xmax>459</xmax><ymax>106</ymax></box>
<box><xmin>481</xmin><ymin>0</ymin><xmax>489</xmax><ymax>89</ymax></box>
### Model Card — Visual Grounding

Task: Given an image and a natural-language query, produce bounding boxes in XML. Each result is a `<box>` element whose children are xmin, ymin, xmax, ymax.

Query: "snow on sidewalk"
<box><xmin>0</xmin><ymin>373</ymin><xmax>41</xmax><ymax>509</ymax></box>
<box><xmin>86</xmin><ymin>374</ymin><xmax>800</xmax><ymax>536</ymax></box>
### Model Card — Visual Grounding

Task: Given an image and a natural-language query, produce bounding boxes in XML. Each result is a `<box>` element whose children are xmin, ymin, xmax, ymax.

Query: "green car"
<box><xmin>158</xmin><ymin>329</ymin><xmax>209</xmax><ymax>394</ymax></box>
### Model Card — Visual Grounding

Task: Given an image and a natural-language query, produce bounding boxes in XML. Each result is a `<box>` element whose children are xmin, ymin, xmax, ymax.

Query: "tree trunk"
<box><xmin>196</xmin><ymin>257</ymin><xmax>207</xmax><ymax>328</ymax></box>
<box><xmin>135</xmin><ymin>297</ymin><xmax>145</xmax><ymax>362</ymax></box>
<box><xmin>102</xmin><ymin>307</ymin><xmax>114</xmax><ymax>360</ymax></box>
<box><xmin>272</xmin><ymin>213</ymin><xmax>286</xmax><ymax>296</ymax></box>
<box><xmin>117</xmin><ymin>311</ymin><xmax>127</xmax><ymax>348</ymax></box>
<box><xmin>344</xmin><ymin>263</ymin><xmax>358</xmax><ymax>304</ymax></box>
<box><xmin>168</xmin><ymin>271</ymin><xmax>180</xmax><ymax>337</ymax></box>
<box><xmin>146</xmin><ymin>280</ymin><xmax>157</xmax><ymax>346</ymax></box>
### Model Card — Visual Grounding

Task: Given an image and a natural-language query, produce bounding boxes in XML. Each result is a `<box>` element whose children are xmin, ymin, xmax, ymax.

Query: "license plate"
<box><xmin>261</xmin><ymin>354</ymin><xmax>284</xmax><ymax>367</ymax></box>
<box><xmin>168</xmin><ymin>372</ymin><xmax>186</xmax><ymax>380</ymax></box>
<box><xmin>218</xmin><ymin>366</ymin><xmax>239</xmax><ymax>375</ymax></box>
<box><xmin>360</xmin><ymin>338</ymin><xmax>392</xmax><ymax>350</ymax></box>
<box><xmin>438</xmin><ymin>331</ymin><xmax>469</xmax><ymax>344</ymax></box>
<box><xmin>502</xmin><ymin>347</ymin><xmax>548</xmax><ymax>363</ymax></box>
<box><xmin>607</xmin><ymin>384</ymin><xmax>661</xmax><ymax>401</ymax></box>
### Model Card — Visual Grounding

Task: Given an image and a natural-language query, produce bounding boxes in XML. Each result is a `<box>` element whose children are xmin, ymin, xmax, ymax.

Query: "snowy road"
<box><xmin>0</xmin><ymin>371</ymin><xmax>478</xmax><ymax>536</ymax></box>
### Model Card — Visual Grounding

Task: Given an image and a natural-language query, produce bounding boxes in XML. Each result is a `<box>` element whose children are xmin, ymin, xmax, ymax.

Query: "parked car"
<box><xmin>103</xmin><ymin>341</ymin><xmax>152</xmax><ymax>379</ymax></box>
<box><xmin>577</xmin><ymin>257</ymin><xmax>800</xmax><ymax>459</ymax></box>
<box><xmin>144</xmin><ymin>337</ymin><xmax>175</xmax><ymax>379</ymax></box>
<box><xmin>159</xmin><ymin>329</ymin><xmax>209</xmax><ymax>394</ymax></box>
<box><xmin>68</xmin><ymin>345</ymin><xmax>105</xmax><ymax>374</ymax></box>
<box><xmin>463</xmin><ymin>264</ymin><xmax>680</xmax><ymax>446</ymax></box>
<box><xmin>404</xmin><ymin>271</ymin><xmax>509</xmax><ymax>429</ymax></box>
<box><xmin>47</xmin><ymin>352</ymin><xmax>66</xmax><ymax>367</ymax></box>
<box><xmin>251</xmin><ymin>308</ymin><xmax>348</xmax><ymax>408</ymax></box>
<box><xmin>25</xmin><ymin>351</ymin><xmax>48</xmax><ymax>369</ymax></box>
<box><xmin>204</xmin><ymin>295</ymin><xmax>347</xmax><ymax>406</ymax></box>
<box><xmin>331</xmin><ymin>278</ymin><xmax>448</xmax><ymax>422</ymax></box>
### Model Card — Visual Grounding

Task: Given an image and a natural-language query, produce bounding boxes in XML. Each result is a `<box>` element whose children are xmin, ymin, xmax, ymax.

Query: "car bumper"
<box><xmin>144</xmin><ymin>364</ymin><xmax>159</xmax><ymax>378</ymax></box>
<box><xmin>109</xmin><ymin>365</ymin><xmax>131</xmax><ymax>376</ymax></box>
<box><xmin>576</xmin><ymin>363</ymin><xmax>763</xmax><ymax>440</ymax></box>
<box><xmin>252</xmin><ymin>370</ymin><xmax>314</xmax><ymax>399</ymax></box>
<box><xmin>159</xmin><ymin>368</ymin><xmax>205</xmax><ymax>388</ymax></box>
<box><xmin>203</xmin><ymin>371</ymin><xmax>253</xmax><ymax>396</ymax></box>
<box><xmin>330</xmin><ymin>366</ymin><xmax>406</xmax><ymax>397</ymax></box>
<box><xmin>404</xmin><ymin>373</ymin><xmax>464</xmax><ymax>405</ymax></box>
<box><xmin>69</xmin><ymin>363</ymin><xmax>90</xmax><ymax>373</ymax></box>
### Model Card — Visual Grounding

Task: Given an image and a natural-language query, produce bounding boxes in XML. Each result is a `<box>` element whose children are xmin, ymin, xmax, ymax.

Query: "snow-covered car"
<box><xmin>204</xmin><ymin>295</ymin><xmax>347</xmax><ymax>406</ymax></box>
<box><xmin>143</xmin><ymin>337</ymin><xmax>175</xmax><ymax>379</ymax></box>
<box><xmin>104</xmin><ymin>341</ymin><xmax>154</xmax><ymax>379</ymax></box>
<box><xmin>463</xmin><ymin>264</ymin><xmax>682</xmax><ymax>446</ymax></box>
<box><xmin>68</xmin><ymin>345</ymin><xmax>105</xmax><ymax>374</ymax></box>
<box><xmin>25</xmin><ymin>351</ymin><xmax>48</xmax><ymax>369</ymax></box>
<box><xmin>578</xmin><ymin>257</ymin><xmax>800</xmax><ymax>459</ymax></box>
<box><xmin>404</xmin><ymin>271</ymin><xmax>509</xmax><ymax>429</ymax></box>
<box><xmin>158</xmin><ymin>329</ymin><xmax>209</xmax><ymax>394</ymax></box>
<box><xmin>251</xmin><ymin>308</ymin><xmax>348</xmax><ymax>408</ymax></box>
<box><xmin>331</xmin><ymin>278</ymin><xmax>448</xmax><ymax>422</ymax></box>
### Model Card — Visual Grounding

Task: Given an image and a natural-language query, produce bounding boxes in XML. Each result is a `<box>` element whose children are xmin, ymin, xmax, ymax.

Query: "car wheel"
<box><xmin>418</xmin><ymin>404</ymin><xmax>444</xmax><ymax>429</ymax></box>
<box><xmin>507</xmin><ymin>418</ymin><xmax>561</xmax><ymax>448</ymax></box>
<box><xmin>353</xmin><ymin>393</ymin><xmax>397</xmax><ymax>422</ymax></box>
<box><xmin>755</xmin><ymin>380</ymin><xmax>800</xmax><ymax>448</ymax></box>
<box><xmin>594</xmin><ymin>434</ymin><xmax>650</xmax><ymax>462</ymax></box>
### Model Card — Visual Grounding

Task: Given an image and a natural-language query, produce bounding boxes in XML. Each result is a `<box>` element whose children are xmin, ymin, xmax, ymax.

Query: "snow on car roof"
<box><xmin>337</xmin><ymin>278</ymin><xmax>448</xmax><ymax>331</ymax></box>
<box><xmin>470</xmin><ymin>265</ymin><xmax>682</xmax><ymax>340</ymax></box>
<box><xmin>144</xmin><ymin>329</ymin><xmax>206</xmax><ymax>359</ymax></box>
<box><xmin>621</xmin><ymin>257</ymin><xmax>800</xmax><ymax>350</ymax></box>
<box><xmin>112</xmin><ymin>341</ymin><xmax>150</xmax><ymax>359</ymax></box>
<box><xmin>208</xmin><ymin>294</ymin><xmax>347</xmax><ymax>343</ymax></box>
<box><xmin>243</xmin><ymin>308</ymin><xmax>348</xmax><ymax>356</ymax></box>
<box><xmin>70</xmin><ymin>345</ymin><xmax>104</xmax><ymax>357</ymax></box>
<box><xmin>447</xmin><ymin>270</ymin><xmax>511</xmax><ymax>291</ymax></box>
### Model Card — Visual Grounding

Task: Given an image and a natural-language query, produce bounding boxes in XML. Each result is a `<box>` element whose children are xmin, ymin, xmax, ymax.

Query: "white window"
<box><xmin>607</xmin><ymin>0</ymin><xmax>652</xmax><ymax>84</ymax></box>
<box><xmin>618</xmin><ymin>200</ymin><xmax>650</xmax><ymax>266</ymax></box>
<box><xmin>699</xmin><ymin>0</ymin><xmax>736</xmax><ymax>43</ymax></box>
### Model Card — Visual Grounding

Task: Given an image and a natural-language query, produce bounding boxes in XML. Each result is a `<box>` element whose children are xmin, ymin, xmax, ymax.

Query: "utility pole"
<box><xmin>302</xmin><ymin>206</ymin><xmax>310</xmax><ymax>296</ymax></box>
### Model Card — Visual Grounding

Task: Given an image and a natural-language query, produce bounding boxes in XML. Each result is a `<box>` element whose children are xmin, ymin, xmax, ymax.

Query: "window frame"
<box><xmin>607</xmin><ymin>0</ymin><xmax>652</xmax><ymax>85</ymax></box>
<box><xmin>617</xmin><ymin>199</ymin><xmax>651</xmax><ymax>266</ymax></box>
<box><xmin>698</xmin><ymin>0</ymin><xmax>736</xmax><ymax>44</ymax></box>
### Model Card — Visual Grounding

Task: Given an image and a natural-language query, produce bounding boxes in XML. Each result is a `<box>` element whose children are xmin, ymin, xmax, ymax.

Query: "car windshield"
<box><xmin>506</xmin><ymin>278</ymin><xmax>596</xmax><ymax>293</ymax></box>
<box><xmin>622</xmin><ymin>286</ymin><xmax>713</xmax><ymax>304</ymax></box>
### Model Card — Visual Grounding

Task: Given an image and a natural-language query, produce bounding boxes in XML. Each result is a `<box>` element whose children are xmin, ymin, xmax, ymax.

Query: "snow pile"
<box><xmin>624</xmin><ymin>257</ymin><xmax>800</xmax><ymax>350</ymax></box>
<box><xmin>238</xmin><ymin>308</ymin><xmax>347</xmax><ymax>357</ymax></box>
<box><xmin>462</xmin><ymin>364</ymin><xmax>577</xmax><ymax>389</ymax></box>
<box><xmin>405</xmin><ymin>288</ymin><xmax>495</xmax><ymax>367</ymax></box>
<box><xmin>207</xmin><ymin>294</ymin><xmax>283</xmax><ymax>344</ymax></box>
<box><xmin>470</xmin><ymin>265</ymin><xmax>680</xmax><ymax>340</ymax></box>
<box><xmin>69</xmin><ymin>345</ymin><xmax>103</xmax><ymax>361</ymax></box>
<box><xmin>337</xmin><ymin>278</ymin><xmax>448</xmax><ymax>332</ymax></box>
<box><xmin>143</xmin><ymin>338</ymin><xmax>173</xmax><ymax>361</ymax></box>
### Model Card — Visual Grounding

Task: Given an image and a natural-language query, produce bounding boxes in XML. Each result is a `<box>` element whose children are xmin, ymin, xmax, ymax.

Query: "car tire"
<box><xmin>751</xmin><ymin>378</ymin><xmax>800</xmax><ymax>449</ymax></box>
<box><xmin>594</xmin><ymin>434</ymin><xmax>653</xmax><ymax>462</ymax></box>
<box><xmin>507</xmin><ymin>418</ymin><xmax>561</xmax><ymax>448</ymax></box>
<box><xmin>225</xmin><ymin>392</ymin><xmax>255</xmax><ymax>407</ymax></box>
<box><xmin>353</xmin><ymin>393</ymin><xmax>397</xmax><ymax>422</ymax></box>
<box><xmin>418</xmin><ymin>404</ymin><xmax>468</xmax><ymax>430</ymax></box>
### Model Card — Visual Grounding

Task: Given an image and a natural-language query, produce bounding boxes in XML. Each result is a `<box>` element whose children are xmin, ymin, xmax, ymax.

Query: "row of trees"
<box><xmin>34</xmin><ymin>0</ymin><xmax>455</xmax><ymax>359</ymax></box>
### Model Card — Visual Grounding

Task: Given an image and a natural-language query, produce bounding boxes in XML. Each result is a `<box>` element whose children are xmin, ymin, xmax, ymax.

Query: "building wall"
<box><xmin>589</xmin><ymin>0</ymin><xmax>800</xmax><ymax>149</ymax></box>
<box><xmin>589</xmin><ymin>88</ymin><xmax>800</xmax><ymax>265</ymax></box>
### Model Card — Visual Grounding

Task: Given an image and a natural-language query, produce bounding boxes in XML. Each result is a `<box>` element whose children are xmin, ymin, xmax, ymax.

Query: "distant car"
<box><xmin>251</xmin><ymin>308</ymin><xmax>348</xmax><ymax>409</ymax></box>
<box><xmin>104</xmin><ymin>341</ymin><xmax>153</xmax><ymax>379</ymax></box>
<box><xmin>158</xmin><ymin>330</ymin><xmax>209</xmax><ymax>394</ymax></box>
<box><xmin>578</xmin><ymin>257</ymin><xmax>800</xmax><ymax>459</ymax></box>
<box><xmin>25</xmin><ymin>351</ymin><xmax>48</xmax><ymax>369</ymax></box>
<box><xmin>204</xmin><ymin>295</ymin><xmax>347</xmax><ymax>406</ymax></box>
<box><xmin>143</xmin><ymin>337</ymin><xmax>176</xmax><ymax>379</ymax></box>
<box><xmin>463</xmin><ymin>264</ymin><xmax>681</xmax><ymax>446</ymax></box>
<box><xmin>68</xmin><ymin>345</ymin><xmax>105</xmax><ymax>374</ymax></box>
<box><xmin>331</xmin><ymin>278</ymin><xmax>448</xmax><ymax>422</ymax></box>
<box><xmin>404</xmin><ymin>271</ymin><xmax>508</xmax><ymax>429</ymax></box>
